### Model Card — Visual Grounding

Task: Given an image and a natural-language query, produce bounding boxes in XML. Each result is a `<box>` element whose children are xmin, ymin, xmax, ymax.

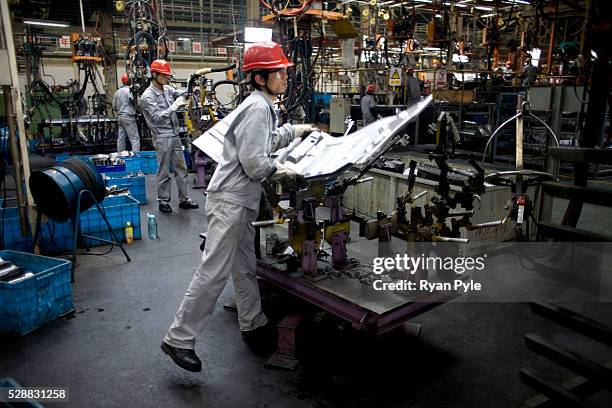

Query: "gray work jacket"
<box><xmin>361</xmin><ymin>94</ymin><xmax>376</xmax><ymax>125</ymax></box>
<box><xmin>139</xmin><ymin>83</ymin><xmax>182</xmax><ymax>138</ymax></box>
<box><xmin>406</xmin><ymin>76</ymin><xmax>421</xmax><ymax>105</ymax></box>
<box><xmin>112</xmin><ymin>86</ymin><xmax>136</xmax><ymax>117</ymax></box>
<box><xmin>206</xmin><ymin>90</ymin><xmax>294</xmax><ymax>211</ymax></box>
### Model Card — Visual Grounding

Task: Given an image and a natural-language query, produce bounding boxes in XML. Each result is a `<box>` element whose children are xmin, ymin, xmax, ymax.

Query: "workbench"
<box><xmin>255</xmin><ymin>218</ymin><xmax>457</xmax><ymax>337</ymax></box>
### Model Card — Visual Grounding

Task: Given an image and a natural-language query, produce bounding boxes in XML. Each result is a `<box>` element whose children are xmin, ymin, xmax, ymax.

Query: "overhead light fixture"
<box><xmin>390</xmin><ymin>2</ymin><xmax>424</xmax><ymax>8</ymax></box>
<box><xmin>177</xmin><ymin>37</ymin><xmax>191</xmax><ymax>41</ymax></box>
<box><xmin>481</xmin><ymin>13</ymin><xmax>496</xmax><ymax>18</ymax></box>
<box><xmin>474</xmin><ymin>6</ymin><xmax>493</xmax><ymax>11</ymax></box>
<box><xmin>244</xmin><ymin>27</ymin><xmax>273</xmax><ymax>43</ymax></box>
<box><xmin>23</xmin><ymin>19</ymin><xmax>70</xmax><ymax>28</ymax></box>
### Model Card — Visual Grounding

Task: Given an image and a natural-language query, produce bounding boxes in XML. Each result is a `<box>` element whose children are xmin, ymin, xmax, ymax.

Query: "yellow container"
<box><xmin>125</xmin><ymin>222</ymin><xmax>134</xmax><ymax>245</ymax></box>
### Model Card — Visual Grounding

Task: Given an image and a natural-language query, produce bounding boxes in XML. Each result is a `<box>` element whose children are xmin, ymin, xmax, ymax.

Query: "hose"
<box><xmin>61</xmin><ymin>158</ymin><xmax>106</xmax><ymax>203</ymax></box>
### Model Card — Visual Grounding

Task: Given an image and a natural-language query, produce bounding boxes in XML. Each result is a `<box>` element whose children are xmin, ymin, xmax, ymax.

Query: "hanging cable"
<box><xmin>260</xmin><ymin>0</ymin><xmax>312</xmax><ymax>18</ymax></box>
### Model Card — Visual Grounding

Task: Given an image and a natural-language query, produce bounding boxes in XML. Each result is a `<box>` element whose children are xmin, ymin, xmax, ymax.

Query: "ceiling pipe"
<box><xmin>79</xmin><ymin>0</ymin><xmax>86</xmax><ymax>32</ymax></box>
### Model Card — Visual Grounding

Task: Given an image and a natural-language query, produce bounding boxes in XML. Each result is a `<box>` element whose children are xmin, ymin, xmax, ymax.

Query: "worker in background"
<box><xmin>406</xmin><ymin>66</ymin><xmax>421</xmax><ymax>106</ymax></box>
<box><xmin>521</xmin><ymin>57</ymin><xmax>538</xmax><ymax>86</ymax></box>
<box><xmin>161</xmin><ymin>42</ymin><xmax>318</xmax><ymax>372</ymax></box>
<box><xmin>502</xmin><ymin>60</ymin><xmax>515</xmax><ymax>83</ymax></box>
<box><xmin>139</xmin><ymin>59</ymin><xmax>199</xmax><ymax>214</ymax></box>
<box><xmin>112</xmin><ymin>73</ymin><xmax>140</xmax><ymax>153</ymax></box>
<box><xmin>361</xmin><ymin>84</ymin><xmax>377</xmax><ymax>126</ymax></box>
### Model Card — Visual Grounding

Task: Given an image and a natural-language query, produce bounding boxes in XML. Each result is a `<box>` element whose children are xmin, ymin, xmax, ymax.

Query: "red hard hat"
<box><xmin>367</xmin><ymin>84</ymin><xmax>376</xmax><ymax>93</ymax></box>
<box><xmin>243</xmin><ymin>42</ymin><xmax>294</xmax><ymax>73</ymax></box>
<box><xmin>121</xmin><ymin>73</ymin><xmax>129</xmax><ymax>84</ymax></box>
<box><xmin>150</xmin><ymin>59</ymin><xmax>172</xmax><ymax>75</ymax></box>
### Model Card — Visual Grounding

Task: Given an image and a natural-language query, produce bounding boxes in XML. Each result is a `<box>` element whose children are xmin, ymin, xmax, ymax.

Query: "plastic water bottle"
<box><xmin>147</xmin><ymin>213</ymin><xmax>158</xmax><ymax>239</ymax></box>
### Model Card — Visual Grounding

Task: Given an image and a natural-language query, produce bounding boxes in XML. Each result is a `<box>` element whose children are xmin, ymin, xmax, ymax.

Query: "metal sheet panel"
<box><xmin>193</xmin><ymin>95</ymin><xmax>433</xmax><ymax>180</ymax></box>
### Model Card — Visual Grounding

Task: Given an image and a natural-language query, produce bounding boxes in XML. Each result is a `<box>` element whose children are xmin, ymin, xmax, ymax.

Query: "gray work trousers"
<box><xmin>155</xmin><ymin>136</ymin><xmax>189</xmax><ymax>204</ymax></box>
<box><xmin>164</xmin><ymin>197</ymin><xmax>268</xmax><ymax>349</ymax></box>
<box><xmin>117</xmin><ymin>115</ymin><xmax>140</xmax><ymax>152</ymax></box>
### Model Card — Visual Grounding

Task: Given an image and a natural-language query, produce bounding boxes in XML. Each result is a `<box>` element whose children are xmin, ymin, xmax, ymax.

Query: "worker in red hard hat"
<box><xmin>361</xmin><ymin>83</ymin><xmax>377</xmax><ymax>125</ymax></box>
<box><xmin>139</xmin><ymin>59</ymin><xmax>199</xmax><ymax>214</ymax></box>
<box><xmin>162</xmin><ymin>42</ymin><xmax>319</xmax><ymax>372</ymax></box>
<box><xmin>502</xmin><ymin>60</ymin><xmax>514</xmax><ymax>82</ymax></box>
<box><xmin>112</xmin><ymin>72</ymin><xmax>140</xmax><ymax>153</ymax></box>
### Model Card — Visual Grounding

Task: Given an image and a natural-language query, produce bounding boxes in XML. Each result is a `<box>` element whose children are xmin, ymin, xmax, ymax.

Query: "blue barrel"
<box><xmin>29</xmin><ymin>159</ymin><xmax>106</xmax><ymax>222</ymax></box>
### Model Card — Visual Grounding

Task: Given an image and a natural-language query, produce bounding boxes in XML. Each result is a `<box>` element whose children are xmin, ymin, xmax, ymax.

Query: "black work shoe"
<box><xmin>159</xmin><ymin>203</ymin><xmax>172</xmax><ymax>213</ymax></box>
<box><xmin>179</xmin><ymin>201</ymin><xmax>199</xmax><ymax>210</ymax></box>
<box><xmin>161</xmin><ymin>342</ymin><xmax>202</xmax><ymax>372</ymax></box>
<box><xmin>241</xmin><ymin>323</ymin><xmax>277</xmax><ymax>353</ymax></box>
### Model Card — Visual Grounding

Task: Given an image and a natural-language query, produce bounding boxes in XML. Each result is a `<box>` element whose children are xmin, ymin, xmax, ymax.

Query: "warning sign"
<box><xmin>58</xmin><ymin>36</ymin><xmax>71</xmax><ymax>49</ymax></box>
<box><xmin>435</xmin><ymin>68</ymin><xmax>447</xmax><ymax>89</ymax></box>
<box><xmin>389</xmin><ymin>67</ymin><xmax>402</xmax><ymax>86</ymax></box>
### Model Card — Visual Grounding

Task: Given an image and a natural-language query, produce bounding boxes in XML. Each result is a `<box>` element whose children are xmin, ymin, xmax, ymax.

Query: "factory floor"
<box><xmin>1</xmin><ymin>156</ymin><xmax>611</xmax><ymax>408</ymax></box>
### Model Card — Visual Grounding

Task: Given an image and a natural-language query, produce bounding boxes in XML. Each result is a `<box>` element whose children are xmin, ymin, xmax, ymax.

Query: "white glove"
<box><xmin>195</xmin><ymin>68</ymin><xmax>211</xmax><ymax>75</ymax></box>
<box><xmin>292</xmin><ymin>124</ymin><xmax>319</xmax><ymax>140</ymax></box>
<box><xmin>170</xmin><ymin>96</ymin><xmax>187</xmax><ymax>111</ymax></box>
<box><xmin>270</xmin><ymin>161</ymin><xmax>297</xmax><ymax>181</ymax></box>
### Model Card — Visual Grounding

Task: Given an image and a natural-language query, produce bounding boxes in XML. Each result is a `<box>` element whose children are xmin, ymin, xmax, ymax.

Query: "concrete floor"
<box><xmin>1</xmin><ymin>160</ymin><xmax>611</xmax><ymax>407</ymax></box>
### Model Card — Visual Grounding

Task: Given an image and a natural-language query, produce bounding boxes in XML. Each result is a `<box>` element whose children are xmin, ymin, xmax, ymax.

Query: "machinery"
<box><xmin>183</xmin><ymin>64</ymin><xmax>240</xmax><ymax>188</ymax></box>
<box><xmin>121</xmin><ymin>0</ymin><xmax>169</xmax><ymax>102</ymax></box>
<box><xmin>22</xmin><ymin>32</ymin><xmax>115</xmax><ymax>151</ymax></box>
<box><xmin>195</xmin><ymin>96</ymin><xmax>463</xmax><ymax>365</ymax></box>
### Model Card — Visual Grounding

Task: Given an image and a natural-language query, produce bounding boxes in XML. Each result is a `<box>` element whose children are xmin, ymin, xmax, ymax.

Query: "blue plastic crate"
<box><xmin>79</xmin><ymin>195</ymin><xmax>142</xmax><ymax>246</ymax></box>
<box><xmin>55</xmin><ymin>153</ymin><xmax>86</xmax><ymax>164</ymax></box>
<box><xmin>103</xmin><ymin>173</ymin><xmax>146</xmax><ymax>204</ymax></box>
<box><xmin>39</xmin><ymin>220</ymin><xmax>73</xmax><ymax>253</ymax></box>
<box><xmin>137</xmin><ymin>151</ymin><xmax>158</xmax><ymax>174</ymax></box>
<box><xmin>94</xmin><ymin>163</ymin><xmax>126</xmax><ymax>173</ymax></box>
<box><xmin>54</xmin><ymin>153</ymin><xmax>70</xmax><ymax>163</ymax></box>
<box><xmin>0</xmin><ymin>207</ymin><xmax>32</xmax><ymax>253</ymax></box>
<box><xmin>0</xmin><ymin>250</ymin><xmax>74</xmax><ymax>335</ymax></box>
<box><xmin>40</xmin><ymin>195</ymin><xmax>141</xmax><ymax>253</ymax></box>
<box><xmin>27</xmin><ymin>139</ymin><xmax>39</xmax><ymax>153</ymax></box>
<box><xmin>124</xmin><ymin>156</ymin><xmax>143</xmax><ymax>173</ymax></box>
